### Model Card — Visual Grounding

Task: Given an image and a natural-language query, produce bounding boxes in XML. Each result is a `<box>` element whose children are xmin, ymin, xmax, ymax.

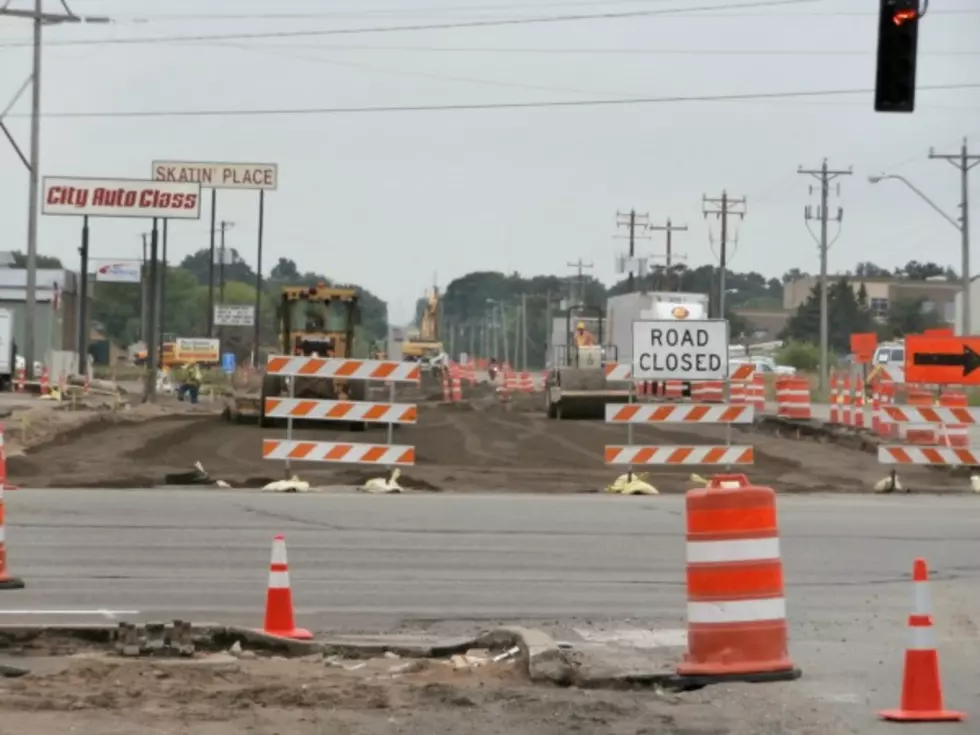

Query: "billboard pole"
<box><xmin>254</xmin><ymin>189</ymin><xmax>265</xmax><ymax>366</ymax></box>
<box><xmin>77</xmin><ymin>215</ymin><xmax>90</xmax><ymax>374</ymax></box>
<box><xmin>207</xmin><ymin>189</ymin><xmax>217</xmax><ymax>337</ymax></box>
<box><xmin>160</xmin><ymin>218</ymin><xmax>168</xmax><ymax>350</ymax></box>
<box><xmin>144</xmin><ymin>218</ymin><xmax>160</xmax><ymax>403</ymax></box>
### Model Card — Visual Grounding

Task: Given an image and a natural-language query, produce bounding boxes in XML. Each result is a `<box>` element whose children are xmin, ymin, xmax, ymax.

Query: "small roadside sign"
<box><xmin>214</xmin><ymin>304</ymin><xmax>255</xmax><ymax>327</ymax></box>
<box><xmin>849</xmin><ymin>332</ymin><xmax>877</xmax><ymax>364</ymax></box>
<box><xmin>221</xmin><ymin>352</ymin><xmax>236</xmax><ymax>374</ymax></box>
<box><xmin>631</xmin><ymin>319</ymin><xmax>730</xmax><ymax>381</ymax></box>
<box><xmin>905</xmin><ymin>335</ymin><xmax>980</xmax><ymax>384</ymax></box>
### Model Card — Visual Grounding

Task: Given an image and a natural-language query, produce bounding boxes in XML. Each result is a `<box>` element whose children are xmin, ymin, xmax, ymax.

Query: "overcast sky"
<box><xmin>1</xmin><ymin>0</ymin><xmax>978</xmax><ymax>323</ymax></box>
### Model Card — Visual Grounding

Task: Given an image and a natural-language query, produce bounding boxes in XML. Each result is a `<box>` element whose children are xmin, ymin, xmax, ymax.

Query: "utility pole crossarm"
<box><xmin>615</xmin><ymin>210</ymin><xmax>650</xmax><ymax>293</ymax></box>
<box><xmin>648</xmin><ymin>219</ymin><xmax>689</xmax><ymax>291</ymax></box>
<box><xmin>702</xmin><ymin>191</ymin><xmax>746</xmax><ymax>318</ymax></box>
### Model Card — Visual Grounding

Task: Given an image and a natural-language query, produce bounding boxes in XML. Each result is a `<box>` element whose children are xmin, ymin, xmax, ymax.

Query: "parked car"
<box><xmin>732</xmin><ymin>356</ymin><xmax>796</xmax><ymax>376</ymax></box>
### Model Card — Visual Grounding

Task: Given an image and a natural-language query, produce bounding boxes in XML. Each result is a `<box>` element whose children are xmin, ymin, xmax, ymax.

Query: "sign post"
<box><xmin>41</xmin><ymin>176</ymin><xmax>202</xmax><ymax>401</ymax></box>
<box><xmin>152</xmin><ymin>161</ymin><xmax>278</xmax><ymax>356</ymax></box>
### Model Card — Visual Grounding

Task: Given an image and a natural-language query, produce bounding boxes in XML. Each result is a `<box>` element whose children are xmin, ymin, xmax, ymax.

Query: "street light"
<box><xmin>868</xmin><ymin>173</ymin><xmax>969</xmax><ymax>332</ymax></box>
<box><xmin>0</xmin><ymin>2</ymin><xmax>111</xmax><ymax>379</ymax></box>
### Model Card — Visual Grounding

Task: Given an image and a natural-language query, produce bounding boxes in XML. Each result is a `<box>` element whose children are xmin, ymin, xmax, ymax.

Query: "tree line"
<box><xmin>6</xmin><ymin>249</ymin><xmax>389</xmax><ymax>356</ymax></box>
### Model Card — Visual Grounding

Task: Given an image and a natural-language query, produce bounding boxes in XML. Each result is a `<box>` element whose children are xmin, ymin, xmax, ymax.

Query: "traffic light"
<box><xmin>874</xmin><ymin>0</ymin><xmax>920</xmax><ymax>112</ymax></box>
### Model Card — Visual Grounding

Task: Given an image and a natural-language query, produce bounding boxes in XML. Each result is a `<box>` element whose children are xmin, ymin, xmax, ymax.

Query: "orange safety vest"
<box><xmin>574</xmin><ymin>331</ymin><xmax>595</xmax><ymax>347</ymax></box>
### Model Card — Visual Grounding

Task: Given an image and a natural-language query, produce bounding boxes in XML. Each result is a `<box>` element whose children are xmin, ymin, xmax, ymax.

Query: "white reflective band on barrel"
<box><xmin>913</xmin><ymin>580</ymin><xmax>932</xmax><ymax>615</ymax></box>
<box><xmin>908</xmin><ymin>623</ymin><xmax>937</xmax><ymax>651</ymax></box>
<box><xmin>686</xmin><ymin>537</ymin><xmax>781</xmax><ymax>564</ymax></box>
<box><xmin>687</xmin><ymin>597</ymin><xmax>786</xmax><ymax>625</ymax></box>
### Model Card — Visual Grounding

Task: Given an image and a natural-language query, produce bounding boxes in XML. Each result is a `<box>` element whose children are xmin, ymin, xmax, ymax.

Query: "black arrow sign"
<box><xmin>912</xmin><ymin>344</ymin><xmax>980</xmax><ymax>378</ymax></box>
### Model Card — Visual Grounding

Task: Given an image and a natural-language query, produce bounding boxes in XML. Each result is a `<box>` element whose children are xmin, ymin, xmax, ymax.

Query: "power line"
<box><xmin>190</xmin><ymin>43</ymin><xmax>980</xmax><ymax>57</ymax></box>
<box><xmin>10</xmin><ymin>83</ymin><xmax>979</xmax><ymax>120</ymax></box>
<box><xmin>0</xmin><ymin>0</ymin><xmax>823</xmax><ymax>48</ymax></box>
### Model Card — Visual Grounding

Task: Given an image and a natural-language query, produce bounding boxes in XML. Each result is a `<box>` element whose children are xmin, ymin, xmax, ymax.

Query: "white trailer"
<box><xmin>606</xmin><ymin>291</ymin><xmax>710</xmax><ymax>365</ymax></box>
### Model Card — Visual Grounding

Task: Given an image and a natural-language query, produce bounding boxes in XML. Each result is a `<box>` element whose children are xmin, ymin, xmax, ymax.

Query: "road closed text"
<box><xmin>42</xmin><ymin>177</ymin><xmax>202</xmax><ymax>220</ymax></box>
<box><xmin>631</xmin><ymin>319</ymin><xmax>729</xmax><ymax>381</ymax></box>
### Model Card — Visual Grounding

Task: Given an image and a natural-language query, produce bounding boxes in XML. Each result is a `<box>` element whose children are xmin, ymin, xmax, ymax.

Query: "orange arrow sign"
<box><xmin>905</xmin><ymin>335</ymin><xmax>980</xmax><ymax>385</ymax></box>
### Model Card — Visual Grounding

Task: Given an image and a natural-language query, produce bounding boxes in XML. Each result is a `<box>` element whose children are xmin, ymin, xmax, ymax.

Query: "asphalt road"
<box><xmin>2</xmin><ymin>489</ymin><xmax>979</xmax><ymax>732</ymax></box>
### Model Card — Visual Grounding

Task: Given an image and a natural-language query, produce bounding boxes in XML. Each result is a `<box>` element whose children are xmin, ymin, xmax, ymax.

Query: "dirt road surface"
<box><xmin>0</xmin><ymin>651</ymin><xmax>821</xmax><ymax>735</ymax></box>
<box><xmin>6</xmin><ymin>386</ymin><xmax>964</xmax><ymax>492</ymax></box>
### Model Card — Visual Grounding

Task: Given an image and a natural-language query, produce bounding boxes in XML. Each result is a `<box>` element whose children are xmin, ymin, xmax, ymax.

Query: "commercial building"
<box><xmin>0</xmin><ymin>267</ymin><xmax>83</xmax><ymax>357</ymax></box>
<box><xmin>734</xmin><ymin>274</ymin><xmax>960</xmax><ymax>339</ymax></box>
<box><xmin>953</xmin><ymin>275</ymin><xmax>980</xmax><ymax>335</ymax></box>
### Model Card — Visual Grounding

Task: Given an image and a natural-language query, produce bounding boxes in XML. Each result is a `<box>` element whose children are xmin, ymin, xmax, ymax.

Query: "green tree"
<box><xmin>8</xmin><ymin>251</ymin><xmax>63</xmax><ymax>268</ymax></box>
<box><xmin>780</xmin><ymin>277</ymin><xmax>876</xmax><ymax>353</ymax></box>
<box><xmin>880</xmin><ymin>297</ymin><xmax>944</xmax><ymax>339</ymax></box>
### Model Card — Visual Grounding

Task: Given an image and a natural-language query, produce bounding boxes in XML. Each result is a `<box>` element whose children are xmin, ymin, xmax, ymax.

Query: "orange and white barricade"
<box><xmin>691</xmin><ymin>380</ymin><xmax>724</xmax><ymax>403</ymax></box>
<box><xmin>937</xmin><ymin>392</ymin><xmax>969</xmax><ymax>448</ymax></box>
<box><xmin>902</xmin><ymin>388</ymin><xmax>937</xmax><ymax>445</ymax></box>
<box><xmin>261</xmin><ymin>356</ymin><xmax>420</xmax><ymax>470</ymax></box>
<box><xmin>605</xmin><ymin>400</ymin><xmax>754</xmax><ymax>467</ymax></box>
<box><xmin>677</xmin><ymin>474</ymin><xmax>799</xmax><ymax>683</ymax></box>
<box><xmin>878</xmin><ymin>445</ymin><xmax>980</xmax><ymax>466</ymax></box>
<box><xmin>878</xmin><ymin>400</ymin><xmax>980</xmax><ymax>465</ymax></box>
<box><xmin>775</xmin><ymin>376</ymin><xmax>811</xmax><ymax>420</ymax></box>
<box><xmin>728</xmin><ymin>365</ymin><xmax>756</xmax><ymax>409</ymax></box>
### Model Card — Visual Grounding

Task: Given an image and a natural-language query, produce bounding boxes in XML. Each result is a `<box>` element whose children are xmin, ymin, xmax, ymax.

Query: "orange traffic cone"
<box><xmin>0</xmin><ymin>424</ymin><xmax>18</xmax><ymax>491</ymax></box>
<box><xmin>879</xmin><ymin>558</ymin><xmax>964</xmax><ymax>722</ymax></box>
<box><xmin>262</xmin><ymin>535</ymin><xmax>311</xmax><ymax>640</ymax></box>
<box><xmin>0</xmin><ymin>485</ymin><xmax>25</xmax><ymax>590</ymax></box>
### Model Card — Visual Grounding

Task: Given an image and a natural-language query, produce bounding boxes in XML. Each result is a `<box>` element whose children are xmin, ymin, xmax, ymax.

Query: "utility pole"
<box><xmin>566</xmin><ymin>259</ymin><xmax>594</xmax><ymax>305</ymax></box>
<box><xmin>141</xmin><ymin>234</ymin><xmax>150</xmax><ymax>342</ymax></box>
<box><xmin>648</xmin><ymin>219</ymin><xmax>688</xmax><ymax>291</ymax></box>
<box><xmin>799</xmin><ymin>159</ymin><xmax>852</xmax><ymax>390</ymax></box>
<box><xmin>521</xmin><ymin>292</ymin><xmax>528</xmax><ymax>370</ymax></box>
<box><xmin>930</xmin><ymin>138</ymin><xmax>980</xmax><ymax>334</ymax></box>
<box><xmin>615</xmin><ymin>210</ymin><xmax>650</xmax><ymax>292</ymax></box>
<box><xmin>702</xmin><ymin>192</ymin><xmax>746</xmax><ymax>318</ymax></box>
<box><xmin>0</xmin><ymin>3</ymin><xmax>109</xmax><ymax>379</ymax></box>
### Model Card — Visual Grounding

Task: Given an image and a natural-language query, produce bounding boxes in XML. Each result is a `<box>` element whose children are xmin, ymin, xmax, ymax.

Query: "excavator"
<box><xmin>227</xmin><ymin>282</ymin><xmax>370</xmax><ymax>428</ymax></box>
<box><xmin>543</xmin><ymin>304</ymin><xmax>632</xmax><ymax>420</ymax></box>
<box><xmin>401</xmin><ymin>287</ymin><xmax>444</xmax><ymax>364</ymax></box>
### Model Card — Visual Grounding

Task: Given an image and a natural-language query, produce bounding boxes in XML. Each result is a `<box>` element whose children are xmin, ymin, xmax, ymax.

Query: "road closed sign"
<box><xmin>631</xmin><ymin>319</ymin><xmax>729</xmax><ymax>381</ymax></box>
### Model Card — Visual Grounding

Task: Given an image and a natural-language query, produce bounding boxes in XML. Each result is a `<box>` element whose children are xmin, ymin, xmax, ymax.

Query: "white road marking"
<box><xmin>0</xmin><ymin>609</ymin><xmax>140</xmax><ymax>620</ymax></box>
<box><xmin>573</xmin><ymin>628</ymin><xmax>688</xmax><ymax>648</ymax></box>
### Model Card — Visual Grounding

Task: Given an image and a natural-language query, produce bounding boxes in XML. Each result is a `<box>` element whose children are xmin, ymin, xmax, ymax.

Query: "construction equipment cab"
<box><xmin>254</xmin><ymin>283</ymin><xmax>367</xmax><ymax>427</ymax></box>
<box><xmin>543</xmin><ymin>305</ymin><xmax>629</xmax><ymax>419</ymax></box>
<box><xmin>573</xmin><ymin>321</ymin><xmax>596</xmax><ymax>347</ymax></box>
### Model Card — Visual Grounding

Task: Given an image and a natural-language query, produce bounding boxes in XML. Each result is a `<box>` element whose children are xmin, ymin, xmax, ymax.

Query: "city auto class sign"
<box><xmin>151</xmin><ymin>161</ymin><xmax>278</xmax><ymax>190</ymax></box>
<box><xmin>42</xmin><ymin>177</ymin><xmax>202</xmax><ymax>219</ymax></box>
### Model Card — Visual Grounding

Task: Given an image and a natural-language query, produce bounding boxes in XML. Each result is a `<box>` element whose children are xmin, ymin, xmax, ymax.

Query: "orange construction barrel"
<box><xmin>677</xmin><ymin>474</ymin><xmax>800</xmax><ymax>684</ymax></box>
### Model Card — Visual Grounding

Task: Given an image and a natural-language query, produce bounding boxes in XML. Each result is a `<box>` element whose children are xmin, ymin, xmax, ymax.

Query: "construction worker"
<box><xmin>573</xmin><ymin>321</ymin><xmax>596</xmax><ymax>347</ymax></box>
<box><xmin>179</xmin><ymin>361</ymin><xmax>203</xmax><ymax>404</ymax></box>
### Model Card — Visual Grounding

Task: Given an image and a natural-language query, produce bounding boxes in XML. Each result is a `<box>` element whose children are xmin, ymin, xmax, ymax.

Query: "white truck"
<box><xmin>0</xmin><ymin>309</ymin><xmax>12</xmax><ymax>391</ymax></box>
<box><xmin>606</xmin><ymin>291</ymin><xmax>711</xmax><ymax>395</ymax></box>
